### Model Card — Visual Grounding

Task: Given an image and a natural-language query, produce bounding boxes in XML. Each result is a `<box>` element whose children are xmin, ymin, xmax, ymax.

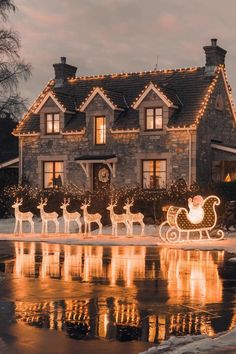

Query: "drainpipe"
<box><xmin>188</xmin><ymin>130</ymin><xmax>192</xmax><ymax>186</ymax></box>
<box><xmin>19</xmin><ymin>137</ymin><xmax>23</xmax><ymax>184</ymax></box>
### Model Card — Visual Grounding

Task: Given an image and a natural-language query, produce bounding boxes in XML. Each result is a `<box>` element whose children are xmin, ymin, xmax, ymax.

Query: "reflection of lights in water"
<box><xmin>83</xmin><ymin>246</ymin><xmax>103</xmax><ymax>282</ymax></box>
<box><xmin>14</xmin><ymin>242</ymin><xmax>36</xmax><ymax>277</ymax></box>
<box><xmin>10</xmin><ymin>244</ymin><xmax>229</xmax><ymax>342</ymax></box>
<box><xmin>110</xmin><ymin>246</ymin><xmax>146</xmax><ymax>287</ymax></box>
<box><xmin>41</xmin><ymin>243</ymin><xmax>60</xmax><ymax>279</ymax></box>
<box><xmin>159</xmin><ymin>248</ymin><xmax>223</xmax><ymax>305</ymax></box>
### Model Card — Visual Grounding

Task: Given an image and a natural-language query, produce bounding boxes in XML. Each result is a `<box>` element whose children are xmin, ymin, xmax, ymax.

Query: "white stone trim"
<box><xmin>79</xmin><ymin>87</ymin><xmax>122</xmax><ymax>112</ymax></box>
<box><xmin>34</xmin><ymin>92</ymin><xmax>66</xmax><ymax>114</ymax></box>
<box><xmin>211</xmin><ymin>143</ymin><xmax>236</xmax><ymax>154</ymax></box>
<box><xmin>132</xmin><ymin>82</ymin><xmax>177</xmax><ymax>109</ymax></box>
<box><xmin>110</xmin><ymin>128</ymin><xmax>140</xmax><ymax>134</ymax></box>
<box><xmin>0</xmin><ymin>157</ymin><xmax>19</xmax><ymax>169</ymax></box>
<box><xmin>61</xmin><ymin>129</ymin><xmax>85</xmax><ymax>136</ymax></box>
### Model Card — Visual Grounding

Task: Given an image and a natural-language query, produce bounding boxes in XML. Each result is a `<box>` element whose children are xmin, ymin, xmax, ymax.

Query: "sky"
<box><xmin>9</xmin><ymin>0</ymin><xmax>236</xmax><ymax>105</ymax></box>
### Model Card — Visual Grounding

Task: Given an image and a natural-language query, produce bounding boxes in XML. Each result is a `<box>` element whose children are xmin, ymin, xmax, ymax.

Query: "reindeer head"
<box><xmin>12</xmin><ymin>197</ymin><xmax>23</xmax><ymax>209</ymax></box>
<box><xmin>81</xmin><ymin>198</ymin><xmax>91</xmax><ymax>210</ymax></box>
<box><xmin>37</xmin><ymin>198</ymin><xmax>48</xmax><ymax>210</ymax></box>
<box><xmin>60</xmin><ymin>198</ymin><xmax>70</xmax><ymax>210</ymax></box>
<box><xmin>106</xmin><ymin>198</ymin><xmax>117</xmax><ymax>211</ymax></box>
<box><xmin>123</xmin><ymin>198</ymin><xmax>134</xmax><ymax>212</ymax></box>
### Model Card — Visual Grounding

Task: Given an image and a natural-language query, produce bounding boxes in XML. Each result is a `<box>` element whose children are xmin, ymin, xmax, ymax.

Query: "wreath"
<box><xmin>98</xmin><ymin>167</ymin><xmax>110</xmax><ymax>183</ymax></box>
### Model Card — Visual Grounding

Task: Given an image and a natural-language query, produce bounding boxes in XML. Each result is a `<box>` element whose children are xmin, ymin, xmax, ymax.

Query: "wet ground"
<box><xmin>0</xmin><ymin>241</ymin><xmax>235</xmax><ymax>354</ymax></box>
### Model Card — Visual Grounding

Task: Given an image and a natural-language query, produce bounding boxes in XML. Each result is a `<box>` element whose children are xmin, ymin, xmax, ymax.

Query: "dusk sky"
<box><xmin>10</xmin><ymin>0</ymin><xmax>236</xmax><ymax>105</ymax></box>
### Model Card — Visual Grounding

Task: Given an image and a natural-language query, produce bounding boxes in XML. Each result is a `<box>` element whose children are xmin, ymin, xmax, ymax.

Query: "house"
<box><xmin>13</xmin><ymin>39</ymin><xmax>236</xmax><ymax>191</ymax></box>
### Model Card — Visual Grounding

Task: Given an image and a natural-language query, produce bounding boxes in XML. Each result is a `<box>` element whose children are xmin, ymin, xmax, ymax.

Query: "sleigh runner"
<box><xmin>159</xmin><ymin>195</ymin><xmax>224</xmax><ymax>243</ymax></box>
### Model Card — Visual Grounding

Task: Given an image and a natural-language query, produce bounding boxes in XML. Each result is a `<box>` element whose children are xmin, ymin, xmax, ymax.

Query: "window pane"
<box><xmin>95</xmin><ymin>116</ymin><xmax>106</xmax><ymax>144</ymax></box>
<box><xmin>155</xmin><ymin>108</ymin><xmax>162</xmax><ymax>116</ymax></box>
<box><xmin>155</xmin><ymin>160</ymin><xmax>166</xmax><ymax>172</ymax></box>
<box><xmin>143</xmin><ymin>172</ymin><xmax>154</xmax><ymax>189</ymax></box>
<box><xmin>44</xmin><ymin>173</ymin><xmax>53</xmax><ymax>188</ymax></box>
<box><xmin>44</xmin><ymin>162</ymin><xmax>53</xmax><ymax>173</ymax></box>
<box><xmin>53</xmin><ymin>120</ymin><xmax>60</xmax><ymax>133</ymax></box>
<box><xmin>146</xmin><ymin>116</ymin><xmax>154</xmax><ymax>130</ymax></box>
<box><xmin>146</xmin><ymin>109</ymin><xmax>154</xmax><ymax>117</ymax></box>
<box><xmin>143</xmin><ymin>160</ymin><xmax>154</xmax><ymax>172</ymax></box>
<box><xmin>155</xmin><ymin>116</ymin><xmax>162</xmax><ymax>129</ymax></box>
<box><xmin>46</xmin><ymin>114</ymin><xmax>53</xmax><ymax>121</ymax></box>
<box><xmin>55</xmin><ymin>162</ymin><xmax>63</xmax><ymax>173</ymax></box>
<box><xmin>46</xmin><ymin>120</ymin><xmax>53</xmax><ymax>133</ymax></box>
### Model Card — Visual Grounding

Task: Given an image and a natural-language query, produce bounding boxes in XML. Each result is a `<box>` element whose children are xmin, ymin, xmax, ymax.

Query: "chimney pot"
<box><xmin>61</xmin><ymin>57</ymin><xmax>66</xmax><ymax>64</ymax></box>
<box><xmin>211</xmin><ymin>38</ymin><xmax>217</xmax><ymax>47</ymax></box>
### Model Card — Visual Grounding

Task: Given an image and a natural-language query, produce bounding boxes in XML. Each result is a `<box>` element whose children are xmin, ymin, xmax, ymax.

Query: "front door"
<box><xmin>93</xmin><ymin>163</ymin><xmax>111</xmax><ymax>190</ymax></box>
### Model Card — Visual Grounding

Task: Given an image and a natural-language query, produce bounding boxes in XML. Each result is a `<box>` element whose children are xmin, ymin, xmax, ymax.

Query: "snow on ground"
<box><xmin>140</xmin><ymin>327</ymin><xmax>236</xmax><ymax>354</ymax></box>
<box><xmin>0</xmin><ymin>217</ymin><xmax>235</xmax><ymax>253</ymax></box>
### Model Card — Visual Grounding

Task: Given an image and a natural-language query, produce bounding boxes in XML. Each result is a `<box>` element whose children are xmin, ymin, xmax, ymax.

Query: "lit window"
<box><xmin>212</xmin><ymin>161</ymin><xmax>236</xmax><ymax>182</ymax></box>
<box><xmin>142</xmin><ymin>160</ymin><xmax>166</xmax><ymax>189</ymax></box>
<box><xmin>145</xmin><ymin>108</ymin><xmax>163</xmax><ymax>130</ymax></box>
<box><xmin>43</xmin><ymin>161</ymin><xmax>63</xmax><ymax>189</ymax></box>
<box><xmin>95</xmin><ymin>116</ymin><xmax>106</xmax><ymax>144</ymax></box>
<box><xmin>46</xmin><ymin>113</ymin><xmax>60</xmax><ymax>134</ymax></box>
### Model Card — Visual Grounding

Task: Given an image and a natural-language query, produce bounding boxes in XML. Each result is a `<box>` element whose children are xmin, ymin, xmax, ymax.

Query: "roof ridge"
<box><xmin>68</xmin><ymin>66</ymin><xmax>202</xmax><ymax>82</ymax></box>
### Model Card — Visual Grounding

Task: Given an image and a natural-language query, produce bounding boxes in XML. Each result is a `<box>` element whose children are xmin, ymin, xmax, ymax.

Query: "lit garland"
<box><xmin>78</xmin><ymin>86</ymin><xmax>120</xmax><ymax>111</ymax></box>
<box><xmin>131</xmin><ymin>81</ymin><xmax>174</xmax><ymax>109</ymax></box>
<box><xmin>67</xmin><ymin>66</ymin><xmax>199</xmax><ymax>83</ymax></box>
<box><xmin>13</xmin><ymin>79</ymin><xmax>55</xmax><ymax>135</ymax></box>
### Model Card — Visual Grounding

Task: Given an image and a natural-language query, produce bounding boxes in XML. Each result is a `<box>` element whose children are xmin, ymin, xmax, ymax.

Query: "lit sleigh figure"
<box><xmin>159</xmin><ymin>195</ymin><xmax>224</xmax><ymax>243</ymax></box>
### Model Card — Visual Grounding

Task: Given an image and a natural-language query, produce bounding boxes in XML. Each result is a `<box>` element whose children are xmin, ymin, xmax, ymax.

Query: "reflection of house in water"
<box><xmin>14</xmin><ymin>242</ymin><xmax>36</xmax><ymax>277</ymax></box>
<box><xmin>41</xmin><ymin>243</ymin><xmax>61</xmax><ymax>279</ymax></box>
<box><xmin>109</xmin><ymin>246</ymin><xmax>146</xmax><ymax>287</ymax></box>
<box><xmin>5</xmin><ymin>243</ymin><xmax>235</xmax><ymax>343</ymax></box>
<box><xmin>83</xmin><ymin>246</ymin><xmax>103</xmax><ymax>282</ymax></box>
<box><xmin>159</xmin><ymin>248</ymin><xmax>224</xmax><ymax>305</ymax></box>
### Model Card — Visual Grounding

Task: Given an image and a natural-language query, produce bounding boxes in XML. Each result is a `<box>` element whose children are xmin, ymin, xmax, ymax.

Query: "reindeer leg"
<box><xmin>14</xmin><ymin>220</ymin><xmax>18</xmax><ymax>234</ymax></box>
<box><xmin>19</xmin><ymin>221</ymin><xmax>22</xmax><ymax>234</ymax></box>
<box><xmin>98</xmin><ymin>221</ymin><xmax>102</xmax><ymax>235</ymax></box>
<box><xmin>30</xmin><ymin>219</ymin><xmax>34</xmax><ymax>234</ymax></box>
<box><xmin>55</xmin><ymin>220</ymin><xmax>59</xmax><ymax>233</ymax></box>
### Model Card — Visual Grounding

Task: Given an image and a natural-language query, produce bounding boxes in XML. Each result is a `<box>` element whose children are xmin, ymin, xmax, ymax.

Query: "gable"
<box><xmin>34</xmin><ymin>92</ymin><xmax>66</xmax><ymax>114</ymax></box>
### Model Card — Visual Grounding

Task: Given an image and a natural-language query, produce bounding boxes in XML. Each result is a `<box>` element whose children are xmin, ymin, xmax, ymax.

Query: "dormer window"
<box><xmin>46</xmin><ymin>113</ymin><xmax>60</xmax><ymax>134</ymax></box>
<box><xmin>145</xmin><ymin>108</ymin><xmax>163</xmax><ymax>130</ymax></box>
<box><xmin>95</xmin><ymin>116</ymin><xmax>106</xmax><ymax>144</ymax></box>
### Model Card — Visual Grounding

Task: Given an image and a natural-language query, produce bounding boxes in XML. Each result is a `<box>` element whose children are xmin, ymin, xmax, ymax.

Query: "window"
<box><xmin>43</xmin><ymin>161</ymin><xmax>63</xmax><ymax>189</ymax></box>
<box><xmin>142</xmin><ymin>160</ymin><xmax>166</xmax><ymax>189</ymax></box>
<box><xmin>95</xmin><ymin>116</ymin><xmax>106</xmax><ymax>144</ymax></box>
<box><xmin>145</xmin><ymin>108</ymin><xmax>163</xmax><ymax>130</ymax></box>
<box><xmin>45</xmin><ymin>113</ymin><xmax>60</xmax><ymax>134</ymax></box>
<box><xmin>212</xmin><ymin>161</ymin><xmax>236</xmax><ymax>182</ymax></box>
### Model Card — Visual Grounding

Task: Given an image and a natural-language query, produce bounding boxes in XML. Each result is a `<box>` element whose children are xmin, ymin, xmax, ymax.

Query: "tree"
<box><xmin>0</xmin><ymin>0</ymin><xmax>31</xmax><ymax>120</ymax></box>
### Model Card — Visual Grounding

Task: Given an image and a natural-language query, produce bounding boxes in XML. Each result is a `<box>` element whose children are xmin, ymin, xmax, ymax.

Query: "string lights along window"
<box><xmin>43</xmin><ymin>161</ymin><xmax>64</xmax><ymax>189</ymax></box>
<box><xmin>145</xmin><ymin>108</ymin><xmax>163</xmax><ymax>130</ymax></box>
<box><xmin>95</xmin><ymin>116</ymin><xmax>106</xmax><ymax>145</ymax></box>
<box><xmin>46</xmin><ymin>113</ymin><xmax>60</xmax><ymax>134</ymax></box>
<box><xmin>142</xmin><ymin>160</ymin><xmax>166</xmax><ymax>189</ymax></box>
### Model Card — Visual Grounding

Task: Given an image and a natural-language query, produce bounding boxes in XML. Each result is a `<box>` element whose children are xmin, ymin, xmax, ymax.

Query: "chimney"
<box><xmin>203</xmin><ymin>39</ymin><xmax>227</xmax><ymax>75</ymax></box>
<box><xmin>53</xmin><ymin>57</ymin><xmax>77</xmax><ymax>87</ymax></box>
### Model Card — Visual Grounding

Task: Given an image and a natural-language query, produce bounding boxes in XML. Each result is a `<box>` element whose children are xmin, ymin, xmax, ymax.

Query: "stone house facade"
<box><xmin>13</xmin><ymin>39</ymin><xmax>236</xmax><ymax>191</ymax></box>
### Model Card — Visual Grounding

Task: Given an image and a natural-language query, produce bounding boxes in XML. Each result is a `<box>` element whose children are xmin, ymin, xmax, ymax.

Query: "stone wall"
<box><xmin>196</xmin><ymin>74</ymin><xmax>236</xmax><ymax>185</ymax></box>
<box><xmin>21</xmin><ymin>89</ymin><xmax>196</xmax><ymax>189</ymax></box>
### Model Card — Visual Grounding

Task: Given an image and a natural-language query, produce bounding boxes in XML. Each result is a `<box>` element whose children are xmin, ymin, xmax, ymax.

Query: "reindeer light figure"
<box><xmin>123</xmin><ymin>198</ymin><xmax>145</xmax><ymax>236</ymax></box>
<box><xmin>37</xmin><ymin>198</ymin><xmax>59</xmax><ymax>234</ymax></box>
<box><xmin>106</xmin><ymin>199</ymin><xmax>129</xmax><ymax>236</ymax></box>
<box><xmin>12</xmin><ymin>198</ymin><xmax>34</xmax><ymax>234</ymax></box>
<box><xmin>60</xmin><ymin>198</ymin><xmax>82</xmax><ymax>233</ymax></box>
<box><xmin>81</xmin><ymin>199</ymin><xmax>102</xmax><ymax>235</ymax></box>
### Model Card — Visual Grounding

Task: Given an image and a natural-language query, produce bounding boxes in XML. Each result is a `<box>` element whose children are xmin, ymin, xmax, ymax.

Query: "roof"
<box><xmin>14</xmin><ymin>66</ymin><xmax>223</xmax><ymax>134</ymax></box>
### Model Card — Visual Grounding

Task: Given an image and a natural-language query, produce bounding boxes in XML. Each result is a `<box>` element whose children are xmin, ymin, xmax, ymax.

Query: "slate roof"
<box><xmin>15</xmin><ymin>66</ymin><xmax>217</xmax><ymax>134</ymax></box>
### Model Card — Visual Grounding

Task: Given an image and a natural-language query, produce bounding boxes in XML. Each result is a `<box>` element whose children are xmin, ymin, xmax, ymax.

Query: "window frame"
<box><xmin>144</xmin><ymin>107</ymin><xmax>163</xmax><ymax>131</ymax></box>
<box><xmin>43</xmin><ymin>161</ymin><xmax>64</xmax><ymax>189</ymax></box>
<box><xmin>94</xmin><ymin>115</ymin><xmax>106</xmax><ymax>145</ymax></box>
<box><xmin>142</xmin><ymin>159</ymin><xmax>167</xmax><ymax>189</ymax></box>
<box><xmin>45</xmin><ymin>113</ymin><xmax>60</xmax><ymax>134</ymax></box>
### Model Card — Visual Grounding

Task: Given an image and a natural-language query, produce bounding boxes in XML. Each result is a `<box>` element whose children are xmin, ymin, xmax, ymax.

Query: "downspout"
<box><xmin>19</xmin><ymin>137</ymin><xmax>23</xmax><ymax>184</ymax></box>
<box><xmin>188</xmin><ymin>130</ymin><xmax>192</xmax><ymax>186</ymax></box>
